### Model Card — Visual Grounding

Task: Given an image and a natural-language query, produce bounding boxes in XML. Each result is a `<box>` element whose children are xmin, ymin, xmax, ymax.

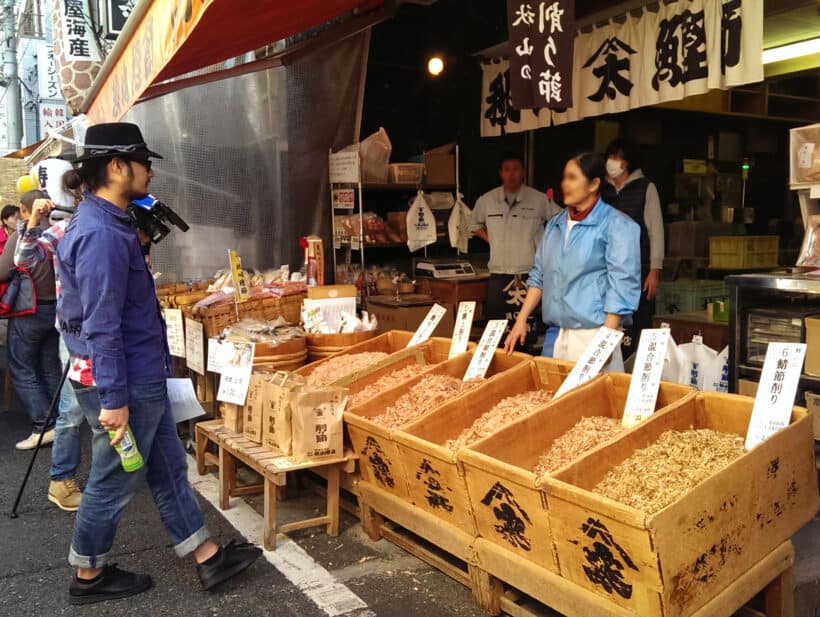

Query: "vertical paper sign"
<box><xmin>162</xmin><ymin>308</ymin><xmax>185</xmax><ymax>358</ymax></box>
<box><xmin>185</xmin><ymin>318</ymin><xmax>205</xmax><ymax>375</ymax></box>
<box><xmin>622</xmin><ymin>329</ymin><xmax>671</xmax><ymax>428</ymax></box>
<box><xmin>407</xmin><ymin>304</ymin><xmax>448</xmax><ymax>347</ymax></box>
<box><xmin>463</xmin><ymin>320</ymin><xmax>508</xmax><ymax>381</ymax></box>
<box><xmin>553</xmin><ymin>327</ymin><xmax>624</xmax><ymax>399</ymax></box>
<box><xmin>449</xmin><ymin>301</ymin><xmax>476</xmax><ymax>359</ymax></box>
<box><xmin>745</xmin><ymin>343</ymin><xmax>806</xmax><ymax>450</ymax></box>
<box><xmin>217</xmin><ymin>341</ymin><xmax>256</xmax><ymax>406</ymax></box>
<box><xmin>228</xmin><ymin>250</ymin><xmax>250</xmax><ymax>303</ymax></box>
<box><xmin>207</xmin><ymin>338</ymin><xmax>228</xmax><ymax>374</ymax></box>
<box><xmin>328</xmin><ymin>150</ymin><xmax>361</xmax><ymax>184</ymax></box>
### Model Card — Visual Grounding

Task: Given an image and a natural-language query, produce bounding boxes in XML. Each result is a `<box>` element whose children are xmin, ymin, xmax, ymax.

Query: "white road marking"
<box><xmin>186</xmin><ymin>454</ymin><xmax>368</xmax><ymax>616</ymax></box>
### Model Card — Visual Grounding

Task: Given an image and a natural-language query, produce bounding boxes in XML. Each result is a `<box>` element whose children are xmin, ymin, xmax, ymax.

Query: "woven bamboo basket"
<box><xmin>307</xmin><ymin>330</ymin><xmax>379</xmax><ymax>362</ymax></box>
<box><xmin>192</xmin><ymin>293</ymin><xmax>305</xmax><ymax>338</ymax></box>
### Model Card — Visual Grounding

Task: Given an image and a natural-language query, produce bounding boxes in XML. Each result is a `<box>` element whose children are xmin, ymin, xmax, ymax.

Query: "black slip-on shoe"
<box><xmin>197</xmin><ymin>540</ymin><xmax>262</xmax><ymax>591</ymax></box>
<box><xmin>69</xmin><ymin>564</ymin><xmax>153</xmax><ymax>605</ymax></box>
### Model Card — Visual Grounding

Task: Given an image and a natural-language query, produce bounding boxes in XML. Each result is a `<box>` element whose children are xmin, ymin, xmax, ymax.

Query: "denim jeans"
<box><xmin>7</xmin><ymin>303</ymin><xmax>61</xmax><ymax>433</ymax></box>
<box><xmin>68</xmin><ymin>381</ymin><xmax>209</xmax><ymax>569</ymax></box>
<box><xmin>50</xmin><ymin>338</ymin><xmax>84</xmax><ymax>481</ymax></box>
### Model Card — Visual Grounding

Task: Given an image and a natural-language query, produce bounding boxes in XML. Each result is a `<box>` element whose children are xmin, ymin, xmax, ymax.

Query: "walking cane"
<box><xmin>9</xmin><ymin>360</ymin><xmax>71</xmax><ymax>519</ymax></box>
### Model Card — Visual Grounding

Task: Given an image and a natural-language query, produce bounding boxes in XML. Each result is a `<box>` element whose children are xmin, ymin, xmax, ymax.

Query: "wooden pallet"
<box><xmin>358</xmin><ymin>480</ymin><xmax>796</xmax><ymax>617</ymax></box>
<box><xmin>195</xmin><ymin>420</ymin><xmax>354</xmax><ymax>550</ymax></box>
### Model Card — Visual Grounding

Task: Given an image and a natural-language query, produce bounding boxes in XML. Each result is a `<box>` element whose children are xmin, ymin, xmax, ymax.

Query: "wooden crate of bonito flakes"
<box><xmin>391</xmin><ymin>358</ymin><xmax>573</xmax><ymax>538</ymax></box>
<box><xmin>345</xmin><ymin>349</ymin><xmax>530</xmax><ymax>503</ymax></box>
<box><xmin>459</xmin><ymin>374</ymin><xmax>693</xmax><ymax>574</ymax></box>
<box><xmin>542</xmin><ymin>391</ymin><xmax>819</xmax><ymax>617</ymax></box>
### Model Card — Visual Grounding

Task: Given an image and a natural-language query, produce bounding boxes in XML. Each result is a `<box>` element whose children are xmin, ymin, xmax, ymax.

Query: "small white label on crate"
<box><xmin>162</xmin><ymin>308</ymin><xmax>185</xmax><ymax>358</ymax></box>
<box><xmin>217</xmin><ymin>341</ymin><xmax>256</xmax><ymax>406</ymax></box>
<box><xmin>745</xmin><ymin>342</ymin><xmax>806</xmax><ymax>450</ymax></box>
<box><xmin>407</xmin><ymin>304</ymin><xmax>448</xmax><ymax>347</ymax></box>
<box><xmin>463</xmin><ymin>320</ymin><xmax>508</xmax><ymax>381</ymax></box>
<box><xmin>797</xmin><ymin>143</ymin><xmax>815</xmax><ymax>169</ymax></box>
<box><xmin>449</xmin><ymin>301</ymin><xmax>476</xmax><ymax>359</ymax></box>
<box><xmin>185</xmin><ymin>318</ymin><xmax>205</xmax><ymax>375</ymax></box>
<box><xmin>351</xmin><ymin>236</ymin><xmax>361</xmax><ymax>250</ymax></box>
<box><xmin>622</xmin><ymin>329</ymin><xmax>671</xmax><ymax>428</ymax></box>
<box><xmin>553</xmin><ymin>327</ymin><xmax>624</xmax><ymax>399</ymax></box>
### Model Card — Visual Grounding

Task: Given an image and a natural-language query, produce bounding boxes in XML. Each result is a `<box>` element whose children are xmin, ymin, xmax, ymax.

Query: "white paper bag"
<box><xmin>407</xmin><ymin>191</ymin><xmax>437</xmax><ymax>252</ymax></box>
<box><xmin>678</xmin><ymin>335</ymin><xmax>718</xmax><ymax>390</ymax></box>
<box><xmin>448</xmin><ymin>193</ymin><xmax>472</xmax><ymax>253</ymax></box>
<box><xmin>701</xmin><ymin>346</ymin><xmax>729</xmax><ymax>392</ymax></box>
<box><xmin>660</xmin><ymin>324</ymin><xmax>686</xmax><ymax>384</ymax></box>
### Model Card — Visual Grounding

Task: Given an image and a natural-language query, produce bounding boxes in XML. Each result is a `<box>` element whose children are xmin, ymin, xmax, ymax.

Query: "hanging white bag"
<box><xmin>678</xmin><ymin>335</ymin><xmax>718</xmax><ymax>390</ymax></box>
<box><xmin>448</xmin><ymin>193</ymin><xmax>472</xmax><ymax>253</ymax></box>
<box><xmin>407</xmin><ymin>190</ymin><xmax>437</xmax><ymax>252</ymax></box>
<box><xmin>660</xmin><ymin>323</ymin><xmax>686</xmax><ymax>385</ymax></box>
<box><xmin>701</xmin><ymin>346</ymin><xmax>730</xmax><ymax>392</ymax></box>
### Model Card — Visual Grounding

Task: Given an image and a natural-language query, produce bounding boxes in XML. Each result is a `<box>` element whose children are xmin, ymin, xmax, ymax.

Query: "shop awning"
<box><xmin>83</xmin><ymin>0</ymin><xmax>382</xmax><ymax>124</ymax></box>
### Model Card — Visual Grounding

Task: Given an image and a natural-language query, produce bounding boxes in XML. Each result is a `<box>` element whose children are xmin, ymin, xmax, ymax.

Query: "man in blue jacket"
<box><xmin>57</xmin><ymin>123</ymin><xmax>260</xmax><ymax>605</ymax></box>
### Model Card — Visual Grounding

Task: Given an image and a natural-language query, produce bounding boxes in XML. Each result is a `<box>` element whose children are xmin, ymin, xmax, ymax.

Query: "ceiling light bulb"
<box><xmin>427</xmin><ymin>56</ymin><xmax>445</xmax><ymax>77</ymax></box>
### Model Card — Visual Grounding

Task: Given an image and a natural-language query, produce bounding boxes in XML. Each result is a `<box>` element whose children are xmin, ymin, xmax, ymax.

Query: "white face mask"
<box><xmin>606</xmin><ymin>159</ymin><xmax>625</xmax><ymax>179</ymax></box>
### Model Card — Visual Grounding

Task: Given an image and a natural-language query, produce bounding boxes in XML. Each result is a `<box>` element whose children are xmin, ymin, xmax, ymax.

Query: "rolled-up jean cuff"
<box><xmin>174</xmin><ymin>526</ymin><xmax>210</xmax><ymax>558</ymax></box>
<box><xmin>68</xmin><ymin>546</ymin><xmax>111</xmax><ymax>569</ymax></box>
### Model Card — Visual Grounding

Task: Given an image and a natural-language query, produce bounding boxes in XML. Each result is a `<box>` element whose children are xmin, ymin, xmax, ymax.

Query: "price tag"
<box><xmin>407</xmin><ymin>304</ymin><xmax>448</xmax><ymax>347</ymax></box>
<box><xmin>332</xmin><ymin>189</ymin><xmax>355</xmax><ymax>210</ymax></box>
<box><xmin>463</xmin><ymin>320</ymin><xmax>507</xmax><ymax>381</ymax></box>
<box><xmin>449</xmin><ymin>301</ymin><xmax>476</xmax><ymax>359</ymax></box>
<box><xmin>217</xmin><ymin>341</ymin><xmax>256</xmax><ymax>406</ymax></box>
<box><xmin>207</xmin><ymin>338</ymin><xmax>228</xmax><ymax>374</ymax></box>
<box><xmin>745</xmin><ymin>342</ymin><xmax>806</xmax><ymax>450</ymax></box>
<box><xmin>350</xmin><ymin>236</ymin><xmax>361</xmax><ymax>250</ymax></box>
<box><xmin>329</xmin><ymin>150</ymin><xmax>360</xmax><ymax>184</ymax></box>
<box><xmin>622</xmin><ymin>329</ymin><xmax>671</xmax><ymax>428</ymax></box>
<box><xmin>553</xmin><ymin>327</ymin><xmax>624</xmax><ymax>399</ymax></box>
<box><xmin>162</xmin><ymin>308</ymin><xmax>185</xmax><ymax>358</ymax></box>
<box><xmin>228</xmin><ymin>249</ymin><xmax>250</xmax><ymax>303</ymax></box>
<box><xmin>185</xmin><ymin>318</ymin><xmax>205</xmax><ymax>375</ymax></box>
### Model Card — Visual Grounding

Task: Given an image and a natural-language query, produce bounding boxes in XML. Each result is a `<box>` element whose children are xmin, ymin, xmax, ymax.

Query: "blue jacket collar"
<box><xmin>83</xmin><ymin>193</ymin><xmax>132</xmax><ymax>224</ymax></box>
<box><xmin>553</xmin><ymin>197</ymin><xmax>609</xmax><ymax>232</ymax></box>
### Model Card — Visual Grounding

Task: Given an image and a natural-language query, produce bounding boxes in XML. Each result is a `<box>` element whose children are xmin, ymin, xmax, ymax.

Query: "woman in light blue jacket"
<box><xmin>504</xmin><ymin>152</ymin><xmax>641</xmax><ymax>371</ymax></box>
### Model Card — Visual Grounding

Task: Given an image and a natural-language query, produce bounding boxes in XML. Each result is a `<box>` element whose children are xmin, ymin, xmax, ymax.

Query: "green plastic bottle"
<box><xmin>110</xmin><ymin>425</ymin><xmax>144</xmax><ymax>472</ymax></box>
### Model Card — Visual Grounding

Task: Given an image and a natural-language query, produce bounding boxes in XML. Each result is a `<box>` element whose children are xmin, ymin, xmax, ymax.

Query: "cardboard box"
<box><xmin>738</xmin><ymin>378</ymin><xmax>759</xmax><ymax>397</ymax></box>
<box><xmin>802</xmin><ymin>391</ymin><xmax>820</xmax><ymax>440</ymax></box>
<box><xmin>805</xmin><ymin>315</ymin><xmax>820</xmax><ymax>376</ymax></box>
<box><xmin>424</xmin><ymin>143</ymin><xmax>456</xmax><ymax>186</ymax></box>
<box><xmin>367</xmin><ymin>301</ymin><xmax>455</xmax><ymax>338</ymax></box>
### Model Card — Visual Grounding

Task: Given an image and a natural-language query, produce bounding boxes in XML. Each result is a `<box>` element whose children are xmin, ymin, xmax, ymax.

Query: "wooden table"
<box><xmin>653</xmin><ymin>311</ymin><xmax>730</xmax><ymax>351</ymax></box>
<box><xmin>195</xmin><ymin>419</ymin><xmax>354</xmax><ymax>550</ymax></box>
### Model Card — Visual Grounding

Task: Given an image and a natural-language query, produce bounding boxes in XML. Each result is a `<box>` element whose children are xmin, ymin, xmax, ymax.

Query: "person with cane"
<box><xmin>56</xmin><ymin>123</ymin><xmax>261</xmax><ymax>605</ymax></box>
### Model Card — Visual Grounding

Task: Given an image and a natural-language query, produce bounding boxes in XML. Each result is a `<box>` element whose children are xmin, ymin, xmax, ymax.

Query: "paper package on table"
<box><xmin>262</xmin><ymin>372</ymin><xmax>306</xmax><ymax>455</ymax></box>
<box><xmin>290</xmin><ymin>386</ymin><xmax>348</xmax><ymax>463</ymax></box>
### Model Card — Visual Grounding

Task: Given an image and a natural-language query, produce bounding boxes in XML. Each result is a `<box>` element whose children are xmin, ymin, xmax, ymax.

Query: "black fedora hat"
<box><xmin>74</xmin><ymin>122</ymin><xmax>163</xmax><ymax>164</ymax></box>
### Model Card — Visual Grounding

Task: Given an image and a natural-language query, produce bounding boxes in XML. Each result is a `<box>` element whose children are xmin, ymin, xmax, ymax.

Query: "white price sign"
<box><xmin>449</xmin><ymin>301</ymin><xmax>476</xmax><ymax>359</ymax></box>
<box><xmin>332</xmin><ymin>189</ymin><xmax>355</xmax><ymax>210</ymax></box>
<box><xmin>185</xmin><ymin>318</ymin><xmax>205</xmax><ymax>375</ymax></box>
<box><xmin>207</xmin><ymin>338</ymin><xmax>229</xmax><ymax>374</ymax></box>
<box><xmin>622</xmin><ymin>329</ymin><xmax>671</xmax><ymax>428</ymax></box>
<box><xmin>554</xmin><ymin>327</ymin><xmax>624</xmax><ymax>399</ymax></box>
<box><xmin>407</xmin><ymin>304</ymin><xmax>448</xmax><ymax>347</ymax></box>
<box><xmin>463</xmin><ymin>320</ymin><xmax>507</xmax><ymax>381</ymax></box>
<box><xmin>745</xmin><ymin>343</ymin><xmax>805</xmax><ymax>450</ymax></box>
<box><xmin>163</xmin><ymin>308</ymin><xmax>185</xmax><ymax>358</ymax></box>
<box><xmin>329</xmin><ymin>151</ymin><xmax>360</xmax><ymax>184</ymax></box>
<box><xmin>217</xmin><ymin>341</ymin><xmax>256</xmax><ymax>406</ymax></box>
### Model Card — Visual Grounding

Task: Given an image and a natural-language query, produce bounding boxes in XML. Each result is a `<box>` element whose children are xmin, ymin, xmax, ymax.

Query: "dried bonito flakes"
<box><xmin>593</xmin><ymin>429</ymin><xmax>745</xmax><ymax>514</ymax></box>
<box><xmin>348</xmin><ymin>364</ymin><xmax>429</xmax><ymax>407</ymax></box>
<box><xmin>371</xmin><ymin>374</ymin><xmax>477</xmax><ymax>428</ymax></box>
<box><xmin>533</xmin><ymin>416</ymin><xmax>625</xmax><ymax>478</ymax></box>
<box><xmin>306</xmin><ymin>352</ymin><xmax>389</xmax><ymax>387</ymax></box>
<box><xmin>446</xmin><ymin>389</ymin><xmax>555</xmax><ymax>453</ymax></box>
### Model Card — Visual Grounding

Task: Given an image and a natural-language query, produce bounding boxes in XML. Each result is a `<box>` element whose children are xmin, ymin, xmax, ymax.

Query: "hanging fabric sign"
<box><xmin>481</xmin><ymin>60</ymin><xmax>551</xmax><ymax>137</ymax></box>
<box><xmin>481</xmin><ymin>0</ymin><xmax>763</xmax><ymax>135</ymax></box>
<box><xmin>506</xmin><ymin>0</ymin><xmax>575</xmax><ymax>110</ymax></box>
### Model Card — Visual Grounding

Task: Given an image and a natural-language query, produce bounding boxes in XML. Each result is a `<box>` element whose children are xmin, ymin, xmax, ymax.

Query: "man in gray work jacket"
<box><xmin>471</xmin><ymin>152</ymin><xmax>560</xmax><ymax>347</ymax></box>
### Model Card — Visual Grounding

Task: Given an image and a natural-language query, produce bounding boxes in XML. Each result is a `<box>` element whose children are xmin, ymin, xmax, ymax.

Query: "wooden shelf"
<box><xmin>362</xmin><ymin>183</ymin><xmax>456</xmax><ymax>192</ymax></box>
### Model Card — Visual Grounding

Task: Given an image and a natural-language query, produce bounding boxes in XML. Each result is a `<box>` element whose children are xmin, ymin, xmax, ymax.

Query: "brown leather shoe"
<box><xmin>48</xmin><ymin>479</ymin><xmax>82</xmax><ymax>512</ymax></box>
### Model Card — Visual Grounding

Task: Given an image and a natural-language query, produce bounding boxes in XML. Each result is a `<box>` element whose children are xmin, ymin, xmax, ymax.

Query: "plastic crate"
<box><xmin>709</xmin><ymin>236</ymin><xmax>778</xmax><ymax>270</ymax></box>
<box><xmin>655</xmin><ymin>279</ymin><xmax>727</xmax><ymax>315</ymax></box>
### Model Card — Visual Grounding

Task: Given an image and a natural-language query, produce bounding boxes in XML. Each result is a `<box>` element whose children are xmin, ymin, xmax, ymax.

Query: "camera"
<box><xmin>127</xmin><ymin>195</ymin><xmax>189</xmax><ymax>244</ymax></box>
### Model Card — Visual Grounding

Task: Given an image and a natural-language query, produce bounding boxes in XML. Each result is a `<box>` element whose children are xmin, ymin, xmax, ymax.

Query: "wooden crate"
<box><xmin>458</xmin><ymin>374</ymin><xmax>693</xmax><ymax>574</ymax></box>
<box><xmin>307</xmin><ymin>330</ymin><xmax>379</xmax><ymax>362</ymax></box>
<box><xmin>346</xmin><ymin>349</ymin><xmax>530</xmax><ymax>503</ymax></box>
<box><xmin>392</xmin><ymin>359</ymin><xmax>573</xmax><ymax>538</ymax></box>
<box><xmin>546</xmin><ymin>391</ymin><xmax>819</xmax><ymax>617</ymax></box>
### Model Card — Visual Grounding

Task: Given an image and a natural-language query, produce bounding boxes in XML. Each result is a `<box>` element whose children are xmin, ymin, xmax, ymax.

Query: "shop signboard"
<box><xmin>622</xmin><ymin>328</ymin><xmax>671</xmax><ymax>428</ymax></box>
<box><xmin>60</xmin><ymin>0</ymin><xmax>102</xmax><ymax>61</ymax></box>
<box><xmin>38</xmin><ymin>103</ymin><xmax>69</xmax><ymax>140</ymax></box>
<box><xmin>37</xmin><ymin>44</ymin><xmax>60</xmax><ymax>100</ymax></box>
<box><xmin>506</xmin><ymin>0</ymin><xmax>575</xmax><ymax>111</ymax></box>
<box><xmin>483</xmin><ymin>0</ymin><xmax>763</xmax><ymax>134</ymax></box>
<box><xmin>745</xmin><ymin>342</ymin><xmax>806</xmax><ymax>450</ymax></box>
